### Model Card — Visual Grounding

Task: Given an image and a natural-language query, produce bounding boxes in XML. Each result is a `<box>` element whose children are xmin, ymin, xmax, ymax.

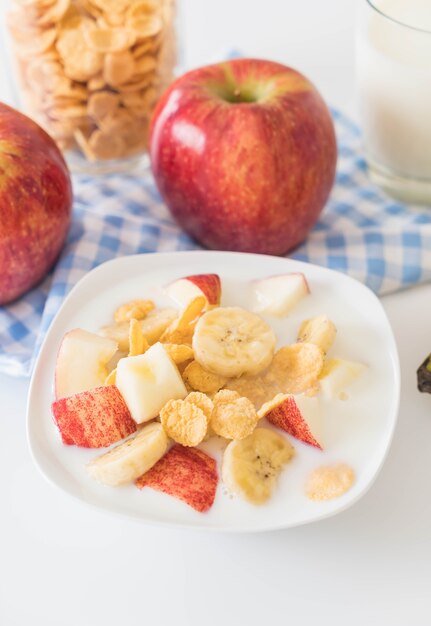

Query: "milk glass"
<box><xmin>357</xmin><ymin>0</ymin><xmax>431</xmax><ymax>204</ymax></box>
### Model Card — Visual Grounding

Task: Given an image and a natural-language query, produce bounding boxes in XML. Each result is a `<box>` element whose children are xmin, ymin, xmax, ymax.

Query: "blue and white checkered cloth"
<box><xmin>1</xmin><ymin>108</ymin><xmax>431</xmax><ymax>377</ymax></box>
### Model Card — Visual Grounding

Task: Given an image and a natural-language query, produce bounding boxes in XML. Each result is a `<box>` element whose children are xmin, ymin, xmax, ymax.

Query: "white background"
<box><xmin>1</xmin><ymin>1</ymin><xmax>431</xmax><ymax>625</ymax></box>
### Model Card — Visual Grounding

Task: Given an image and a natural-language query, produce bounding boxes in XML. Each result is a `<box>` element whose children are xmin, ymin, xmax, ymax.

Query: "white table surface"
<box><xmin>1</xmin><ymin>1</ymin><xmax>430</xmax><ymax>625</ymax></box>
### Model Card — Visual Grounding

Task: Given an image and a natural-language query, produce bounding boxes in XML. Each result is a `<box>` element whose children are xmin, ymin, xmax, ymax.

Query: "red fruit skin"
<box><xmin>265</xmin><ymin>396</ymin><xmax>322</xmax><ymax>449</ymax></box>
<box><xmin>149</xmin><ymin>58</ymin><xmax>337</xmax><ymax>256</ymax></box>
<box><xmin>136</xmin><ymin>444</ymin><xmax>218</xmax><ymax>512</ymax></box>
<box><xmin>0</xmin><ymin>103</ymin><xmax>72</xmax><ymax>305</ymax></box>
<box><xmin>52</xmin><ymin>385</ymin><xmax>137</xmax><ymax>448</ymax></box>
<box><xmin>185</xmin><ymin>273</ymin><xmax>221</xmax><ymax>305</ymax></box>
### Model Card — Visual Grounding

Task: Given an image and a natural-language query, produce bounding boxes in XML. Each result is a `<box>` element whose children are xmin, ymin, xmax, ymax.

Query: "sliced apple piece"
<box><xmin>319</xmin><ymin>358</ymin><xmax>366</xmax><ymax>399</ymax></box>
<box><xmin>115</xmin><ymin>342</ymin><xmax>188</xmax><ymax>424</ymax></box>
<box><xmin>52</xmin><ymin>385</ymin><xmax>136</xmax><ymax>448</ymax></box>
<box><xmin>252</xmin><ymin>273</ymin><xmax>310</xmax><ymax>317</ymax></box>
<box><xmin>166</xmin><ymin>274</ymin><xmax>221</xmax><ymax>309</ymax></box>
<box><xmin>99</xmin><ymin>307</ymin><xmax>177</xmax><ymax>351</ymax></box>
<box><xmin>136</xmin><ymin>444</ymin><xmax>218</xmax><ymax>512</ymax></box>
<box><xmin>259</xmin><ymin>393</ymin><xmax>323</xmax><ymax>449</ymax></box>
<box><xmin>55</xmin><ymin>328</ymin><xmax>118</xmax><ymax>400</ymax></box>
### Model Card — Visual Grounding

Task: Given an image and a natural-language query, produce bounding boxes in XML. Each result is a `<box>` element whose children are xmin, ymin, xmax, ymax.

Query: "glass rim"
<box><xmin>366</xmin><ymin>0</ymin><xmax>431</xmax><ymax>35</ymax></box>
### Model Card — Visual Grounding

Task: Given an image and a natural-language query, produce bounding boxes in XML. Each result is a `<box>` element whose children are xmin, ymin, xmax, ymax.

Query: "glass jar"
<box><xmin>356</xmin><ymin>0</ymin><xmax>431</xmax><ymax>204</ymax></box>
<box><xmin>6</xmin><ymin>0</ymin><xmax>177</xmax><ymax>173</ymax></box>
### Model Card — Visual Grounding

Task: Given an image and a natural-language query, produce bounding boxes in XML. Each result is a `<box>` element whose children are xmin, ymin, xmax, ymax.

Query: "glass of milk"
<box><xmin>357</xmin><ymin>0</ymin><xmax>431</xmax><ymax>204</ymax></box>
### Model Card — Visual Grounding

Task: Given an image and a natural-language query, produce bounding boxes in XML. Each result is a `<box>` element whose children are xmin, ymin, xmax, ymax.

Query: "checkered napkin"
<box><xmin>1</xmin><ymin>108</ymin><xmax>431</xmax><ymax>377</ymax></box>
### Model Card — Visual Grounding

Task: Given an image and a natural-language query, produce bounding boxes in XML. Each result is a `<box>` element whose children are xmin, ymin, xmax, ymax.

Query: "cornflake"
<box><xmin>185</xmin><ymin>391</ymin><xmax>213</xmax><ymax>421</ymax></box>
<box><xmin>269</xmin><ymin>343</ymin><xmax>324</xmax><ymax>394</ymax></box>
<box><xmin>84</xmin><ymin>27</ymin><xmax>136</xmax><ymax>53</ymax></box>
<box><xmin>305</xmin><ymin>464</ymin><xmax>355</xmax><ymax>501</ymax></box>
<box><xmin>159</xmin><ymin>394</ymin><xmax>210</xmax><ymax>447</ymax></box>
<box><xmin>163</xmin><ymin>343</ymin><xmax>194</xmax><ymax>365</ymax></box>
<box><xmin>114</xmin><ymin>299</ymin><xmax>155</xmax><ymax>323</ymax></box>
<box><xmin>37</xmin><ymin>0</ymin><xmax>70</xmax><ymax>26</ymax></box>
<box><xmin>182</xmin><ymin>360</ymin><xmax>227</xmax><ymax>394</ymax></box>
<box><xmin>160</xmin><ymin>296</ymin><xmax>206</xmax><ymax>345</ymax></box>
<box><xmin>224</xmin><ymin>373</ymin><xmax>279</xmax><ymax>410</ymax></box>
<box><xmin>57</xmin><ymin>25</ymin><xmax>104</xmax><ymax>81</ymax></box>
<box><xmin>128</xmin><ymin>318</ymin><xmax>150</xmax><ymax>356</ymax></box>
<box><xmin>127</xmin><ymin>14</ymin><xmax>163</xmax><ymax>38</ymax></box>
<box><xmin>91</xmin><ymin>0</ymin><xmax>132</xmax><ymax>13</ymax></box>
<box><xmin>87</xmin><ymin>129</ymin><xmax>124</xmax><ymax>160</ymax></box>
<box><xmin>126</xmin><ymin>1</ymin><xmax>159</xmax><ymax>20</ymax></box>
<box><xmin>87</xmin><ymin>91</ymin><xmax>120</xmax><ymax>122</ymax></box>
<box><xmin>103</xmin><ymin>50</ymin><xmax>135</xmax><ymax>86</ymax></box>
<box><xmin>210</xmin><ymin>390</ymin><xmax>259</xmax><ymax>440</ymax></box>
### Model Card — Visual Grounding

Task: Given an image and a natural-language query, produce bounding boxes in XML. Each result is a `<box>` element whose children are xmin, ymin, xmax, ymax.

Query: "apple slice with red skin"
<box><xmin>52</xmin><ymin>385</ymin><xmax>137</xmax><ymax>448</ymax></box>
<box><xmin>252</xmin><ymin>273</ymin><xmax>310</xmax><ymax>317</ymax></box>
<box><xmin>166</xmin><ymin>274</ymin><xmax>221</xmax><ymax>309</ymax></box>
<box><xmin>136</xmin><ymin>444</ymin><xmax>218</xmax><ymax>512</ymax></box>
<box><xmin>259</xmin><ymin>393</ymin><xmax>323</xmax><ymax>449</ymax></box>
<box><xmin>55</xmin><ymin>329</ymin><xmax>118</xmax><ymax>400</ymax></box>
<box><xmin>149</xmin><ymin>58</ymin><xmax>337</xmax><ymax>255</ymax></box>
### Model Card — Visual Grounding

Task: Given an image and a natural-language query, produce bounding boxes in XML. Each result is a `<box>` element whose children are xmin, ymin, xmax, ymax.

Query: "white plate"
<box><xmin>27</xmin><ymin>251</ymin><xmax>400</xmax><ymax>532</ymax></box>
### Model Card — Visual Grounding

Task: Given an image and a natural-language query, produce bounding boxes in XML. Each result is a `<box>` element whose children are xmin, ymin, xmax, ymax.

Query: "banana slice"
<box><xmin>222</xmin><ymin>427</ymin><xmax>294</xmax><ymax>504</ymax></box>
<box><xmin>86</xmin><ymin>422</ymin><xmax>168</xmax><ymax>486</ymax></box>
<box><xmin>297</xmin><ymin>315</ymin><xmax>337</xmax><ymax>354</ymax></box>
<box><xmin>192</xmin><ymin>307</ymin><xmax>276</xmax><ymax>377</ymax></box>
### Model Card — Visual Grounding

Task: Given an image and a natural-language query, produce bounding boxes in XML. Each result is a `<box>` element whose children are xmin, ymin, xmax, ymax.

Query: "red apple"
<box><xmin>52</xmin><ymin>385</ymin><xmax>137</xmax><ymax>448</ymax></box>
<box><xmin>252</xmin><ymin>272</ymin><xmax>310</xmax><ymax>316</ymax></box>
<box><xmin>166</xmin><ymin>273</ymin><xmax>221</xmax><ymax>308</ymax></box>
<box><xmin>55</xmin><ymin>328</ymin><xmax>119</xmax><ymax>400</ymax></box>
<box><xmin>149</xmin><ymin>58</ymin><xmax>336</xmax><ymax>255</ymax></box>
<box><xmin>136</xmin><ymin>444</ymin><xmax>218</xmax><ymax>512</ymax></box>
<box><xmin>0</xmin><ymin>103</ymin><xmax>72</xmax><ymax>305</ymax></box>
<box><xmin>259</xmin><ymin>393</ymin><xmax>323</xmax><ymax>449</ymax></box>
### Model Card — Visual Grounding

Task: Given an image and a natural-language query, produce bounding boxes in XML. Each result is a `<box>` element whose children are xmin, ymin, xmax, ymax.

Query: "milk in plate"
<box><xmin>357</xmin><ymin>0</ymin><xmax>431</xmax><ymax>181</ymax></box>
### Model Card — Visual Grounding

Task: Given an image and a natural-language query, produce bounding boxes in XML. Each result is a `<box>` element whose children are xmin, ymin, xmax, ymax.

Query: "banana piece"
<box><xmin>297</xmin><ymin>315</ymin><xmax>337</xmax><ymax>354</ymax></box>
<box><xmin>86</xmin><ymin>422</ymin><xmax>168</xmax><ymax>486</ymax></box>
<box><xmin>192</xmin><ymin>306</ymin><xmax>276</xmax><ymax>377</ymax></box>
<box><xmin>222</xmin><ymin>427</ymin><xmax>294</xmax><ymax>504</ymax></box>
